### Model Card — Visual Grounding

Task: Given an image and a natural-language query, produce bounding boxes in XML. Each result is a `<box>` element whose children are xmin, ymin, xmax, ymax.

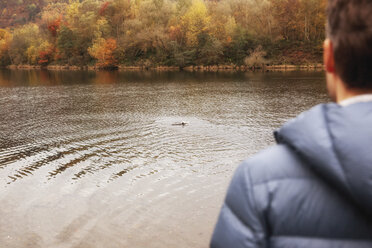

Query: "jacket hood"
<box><xmin>275</xmin><ymin>102</ymin><xmax>372</xmax><ymax>215</ymax></box>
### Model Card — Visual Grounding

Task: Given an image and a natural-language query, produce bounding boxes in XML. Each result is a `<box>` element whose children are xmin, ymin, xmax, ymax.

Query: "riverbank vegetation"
<box><xmin>0</xmin><ymin>0</ymin><xmax>326</xmax><ymax>69</ymax></box>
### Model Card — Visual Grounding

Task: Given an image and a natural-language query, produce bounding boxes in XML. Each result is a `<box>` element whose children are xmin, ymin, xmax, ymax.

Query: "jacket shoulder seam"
<box><xmin>271</xmin><ymin>235</ymin><xmax>372</xmax><ymax>241</ymax></box>
<box><xmin>252</xmin><ymin>176</ymin><xmax>317</xmax><ymax>187</ymax></box>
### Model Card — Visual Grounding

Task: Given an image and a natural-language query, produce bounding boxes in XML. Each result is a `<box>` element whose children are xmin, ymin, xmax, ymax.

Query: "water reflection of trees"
<box><xmin>94</xmin><ymin>71</ymin><xmax>119</xmax><ymax>85</ymax></box>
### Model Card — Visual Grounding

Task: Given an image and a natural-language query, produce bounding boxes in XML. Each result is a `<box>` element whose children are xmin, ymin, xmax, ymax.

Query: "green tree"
<box><xmin>196</xmin><ymin>32</ymin><xmax>223</xmax><ymax>65</ymax></box>
<box><xmin>57</xmin><ymin>25</ymin><xmax>76</xmax><ymax>63</ymax></box>
<box><xmin>224</xmin><ymin>27</ymin><xmax>256</xmax><ymax>65</ymax></box>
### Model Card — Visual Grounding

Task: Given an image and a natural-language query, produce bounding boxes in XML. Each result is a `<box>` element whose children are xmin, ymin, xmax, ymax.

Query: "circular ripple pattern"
<box><xmin>0</xmin><ymin>70</ymin><xmax>328</xmax><ymax>248</ymax></box>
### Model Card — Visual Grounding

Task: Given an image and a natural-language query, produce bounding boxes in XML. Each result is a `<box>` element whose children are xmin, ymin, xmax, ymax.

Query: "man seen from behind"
<box><xmin>211</xmin><ymin>0</ymin><xmax>372</xmax><ymax>247</ymax></box>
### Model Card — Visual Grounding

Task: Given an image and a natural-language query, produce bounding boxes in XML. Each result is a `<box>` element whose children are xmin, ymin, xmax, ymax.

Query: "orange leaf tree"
<box><xmin>47</xmin><ymin>16</ymin><xmax>62</xmax><ymax>37</ymax></box>
<box><xmin>38</xmin><ymin>45</ymin><xmax>55</xmax><ymax>66</ymax></box>
<box><xmin>88</xmin><ymin>38</ymin><xmax>118</xmax><ymax>68</ymax></box>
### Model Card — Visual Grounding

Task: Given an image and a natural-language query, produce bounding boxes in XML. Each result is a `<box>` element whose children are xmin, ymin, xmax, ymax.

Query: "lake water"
<box><xmin>0</xmin><ymin>69</ymin><xmax>328</xmax><ymax>247</ymax></box>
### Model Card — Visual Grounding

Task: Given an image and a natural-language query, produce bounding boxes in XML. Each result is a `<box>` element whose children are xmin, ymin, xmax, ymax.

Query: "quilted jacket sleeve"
<box><xmin>210</xmin><ymin>162</ymin><xmax>266</xmax><ymax>248</ymax></box>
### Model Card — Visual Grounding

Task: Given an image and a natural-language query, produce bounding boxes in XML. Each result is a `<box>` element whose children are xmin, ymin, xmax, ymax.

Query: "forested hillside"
<box><xmin>0</xmin><ymin>0</ymin><xmax>326</xmax><ymax>68</ymax></box>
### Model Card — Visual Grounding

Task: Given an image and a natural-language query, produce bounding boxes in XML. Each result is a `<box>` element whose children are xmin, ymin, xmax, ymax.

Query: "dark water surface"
<box><xmin>0</xmin><ymin>69</ymin><xmax>328</xmax><ymax>247</ymax></box>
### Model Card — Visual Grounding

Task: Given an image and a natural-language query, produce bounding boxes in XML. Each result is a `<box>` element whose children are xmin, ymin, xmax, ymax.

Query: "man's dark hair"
<box><xmin>327</xmin><ymin>0</ymin><xmax>372</xmax><ymax>89</ymax></box>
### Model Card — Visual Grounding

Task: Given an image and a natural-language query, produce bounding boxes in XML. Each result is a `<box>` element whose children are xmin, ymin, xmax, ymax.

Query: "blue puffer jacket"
<box><xmin>211</xmin><ymin>102</ymin><xmax>372</xmax><ymax>248</ymax></box>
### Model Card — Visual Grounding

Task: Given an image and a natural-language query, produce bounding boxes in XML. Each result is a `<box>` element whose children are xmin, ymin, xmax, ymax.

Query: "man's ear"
<box><xmin>324</xmin><ymin>39</ymin><xmax>335</xmax><ymax>73</ymax></box>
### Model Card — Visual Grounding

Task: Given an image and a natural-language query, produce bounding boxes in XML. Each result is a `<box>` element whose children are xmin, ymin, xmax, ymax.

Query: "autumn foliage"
<box><xmin>47</xmin><ymin>16</ymin><xmax>62</xmax><ymax>37</ymax></box>
<box><xmin>169</xmin><ymin>26</ymin><xmax>183</xmax><ymax>43</ymax></box>
<box><xmin>0</xmin><ymin>29</ymin><xmax>11</xmax><ymax>53</ymax></box>
<box><xmin>38</xmin><ymin>46</ymin><xmax>55</xmax><ymax>65</ymax></box>
<box><xmin>0</xmin><ymin>29</ymin><xmax>11</xmax><ymax>65</ymax></box>
<box><xmin>0</xmin><ymin>0</ymin><xmax>326</xmax><ymax>67</ymax></box>
<box><xmin>88</xmin><ymin>38</ymin><xmax>117</xmax><ymax>68</ymax></box>
<box><xmin>99</xmin><ymin>2</ymin><xmax>110</xmax><ymax>16</ymax></box>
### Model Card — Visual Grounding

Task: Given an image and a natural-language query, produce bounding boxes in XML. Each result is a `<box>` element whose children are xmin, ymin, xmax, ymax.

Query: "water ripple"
<box><xmin>0</xmin><ymin>70</ymin><xmax>328</xmax><ymax>247</ymax></box>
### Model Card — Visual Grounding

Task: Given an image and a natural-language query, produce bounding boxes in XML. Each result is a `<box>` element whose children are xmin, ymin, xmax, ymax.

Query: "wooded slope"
<box><xmin>0</xmin><ymin>0</ymin><xmax>326</xmax><ymax>68</ymax></box>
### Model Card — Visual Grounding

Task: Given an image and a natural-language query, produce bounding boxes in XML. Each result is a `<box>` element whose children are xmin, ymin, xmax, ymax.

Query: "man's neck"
<box><xmin>339</xmin><ymin>94</ymin><xmax>372</xmax><ymax>106</ymax></box>
<box><xmin>335</xmin><ymin>77</ymin><xmax>372</xmax><ymax>103</ymax></box>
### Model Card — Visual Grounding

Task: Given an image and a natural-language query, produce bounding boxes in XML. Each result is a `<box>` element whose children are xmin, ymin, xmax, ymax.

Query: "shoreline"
<box><xmin>2</xmin><ymin>64</ymin><xmax>324</xmax><ymax>72</ymax></box>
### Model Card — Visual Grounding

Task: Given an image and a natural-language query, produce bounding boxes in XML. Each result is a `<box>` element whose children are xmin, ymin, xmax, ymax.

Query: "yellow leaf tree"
<box><xmin>181</xmin><ymin>0</ymin><xmax>210</xmax><ymax>47</ymax></box>
<box><xmin>0</xmin><ymin>29</ymin><xmax>11</xmax><ymax>65</ymax></box>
